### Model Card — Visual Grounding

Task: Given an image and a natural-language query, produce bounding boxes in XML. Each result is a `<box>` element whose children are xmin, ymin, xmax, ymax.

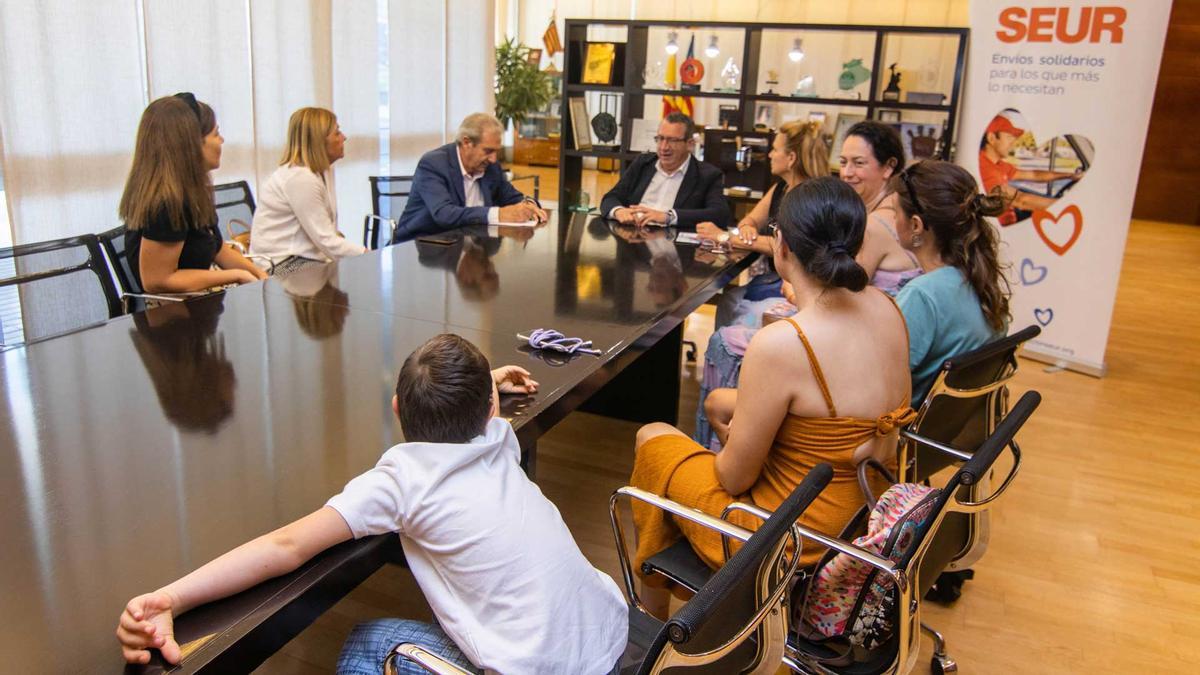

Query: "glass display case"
<box><xmin>558</xmin><ymin>19</ymin><xmax>968</xmax><ymax>207</ymax></box>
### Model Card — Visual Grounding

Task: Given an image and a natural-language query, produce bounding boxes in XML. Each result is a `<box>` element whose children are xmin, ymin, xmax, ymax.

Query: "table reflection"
<box><xmin>129</xmin><ymin>293</ymin><xmax>236</xmax><ymax>434</ymax></box>
<box><xmin>281</xmin><ymin>264</ymin><xmax>351</xmax><ymax>339</ymax></box>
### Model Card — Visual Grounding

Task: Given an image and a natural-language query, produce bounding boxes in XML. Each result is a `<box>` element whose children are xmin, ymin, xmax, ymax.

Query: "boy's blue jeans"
<box><xmin>336</xmin><ymin>619</ymin><xmax>481</xmax><ymax>675</ymax></box>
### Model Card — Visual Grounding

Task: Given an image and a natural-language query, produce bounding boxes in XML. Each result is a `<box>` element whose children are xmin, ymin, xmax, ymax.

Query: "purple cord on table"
<box><xmin>519</xmin><ymin>329</ymin><xmax>602</xmax><ymax>356</ymax></box>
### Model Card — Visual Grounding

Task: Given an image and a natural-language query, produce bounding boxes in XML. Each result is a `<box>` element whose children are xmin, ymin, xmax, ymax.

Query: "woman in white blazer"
<box><xmin>250</xmin><ymin>107</ymin><xmax>365</xmax><ymax>275</ymax></box>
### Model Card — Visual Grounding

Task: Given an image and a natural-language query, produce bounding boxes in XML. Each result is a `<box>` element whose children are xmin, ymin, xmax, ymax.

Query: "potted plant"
<box><xmin>494</xmin><ymin>38</ymin><xmax>554</xmax><ymax>131</ymax></box>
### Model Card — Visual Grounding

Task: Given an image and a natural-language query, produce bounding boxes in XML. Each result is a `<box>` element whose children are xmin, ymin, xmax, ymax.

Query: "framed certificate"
<box><xmin>569</xmin><ymin>96</ymin><xmax>592</xmax><ymax>150</ymax></box>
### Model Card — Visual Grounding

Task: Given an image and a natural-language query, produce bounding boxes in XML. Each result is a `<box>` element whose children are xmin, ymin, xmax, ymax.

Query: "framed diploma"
<box><xmin>569</xmin><ymin>96</ymin><xmax>592</xmax><ymax>150</ymax></box>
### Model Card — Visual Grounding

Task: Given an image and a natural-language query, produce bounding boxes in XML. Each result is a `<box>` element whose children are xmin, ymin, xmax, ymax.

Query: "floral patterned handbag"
<box><xmin>800</xmin><ymin>479</ymin><xmax>939</xmax><ymax>650</ymax></box>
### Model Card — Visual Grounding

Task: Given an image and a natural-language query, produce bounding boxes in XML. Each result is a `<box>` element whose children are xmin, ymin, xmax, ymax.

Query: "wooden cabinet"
<box><xmin>514</xmin><ymin>123</ymin><xmax>561</xmax><ymax>166</ymax></box>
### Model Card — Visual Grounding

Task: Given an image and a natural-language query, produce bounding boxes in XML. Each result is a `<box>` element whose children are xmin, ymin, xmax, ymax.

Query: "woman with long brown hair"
<box><xmin>891</xmin><ymin>160</ymin><xmax>1011</xmax><ymax>402</ymax></box>
<box><xmin>693</xmin><ymin>119</ymin><xmax>830</xmax><ymax>448</ymax></box>
<box><xmin>119</xmin><ymin>93</ymin><xmax>266</xmax><ymax>293</ymax></box>
<box><xmin>249</xmin><ymin>107</ymin><xmax>364</xmax><ymax>276</ymax></box>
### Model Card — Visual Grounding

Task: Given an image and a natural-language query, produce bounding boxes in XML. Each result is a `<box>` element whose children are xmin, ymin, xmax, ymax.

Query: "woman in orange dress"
<box><xmin>630</xmin><ymin>176</ymin><xmax>914</xmax><ymax>618</ymax></box>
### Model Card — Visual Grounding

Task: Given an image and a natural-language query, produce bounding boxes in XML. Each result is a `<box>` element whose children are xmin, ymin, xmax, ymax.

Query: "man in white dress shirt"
<box><xmin>600</xmin><ymin>112</ymin><xmax>731</xmax><ymax>230</ymax></box>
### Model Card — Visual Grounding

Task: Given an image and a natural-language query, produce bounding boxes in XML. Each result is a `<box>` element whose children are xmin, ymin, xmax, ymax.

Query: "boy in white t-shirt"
<box><xmin>117</xmin><ymin>334</ymin><xmax>628</xmax><ymax>674</ymax></box>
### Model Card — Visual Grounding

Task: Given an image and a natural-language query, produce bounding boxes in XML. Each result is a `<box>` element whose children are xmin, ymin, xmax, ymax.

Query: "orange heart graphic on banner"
<box><xmin>1032</xmin><ymin>204</ymin><xmax>1083</xmax><ymax>256</ymax></box>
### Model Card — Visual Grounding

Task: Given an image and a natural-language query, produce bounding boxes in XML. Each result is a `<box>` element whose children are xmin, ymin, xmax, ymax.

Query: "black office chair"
<box><xmin>385</xmin><ymin>465</ymin><xmax>836</xmax><ymax>674</ymax></box>
<box><xmin>214</xmin><ymin>180</ymin><xmax>256</xmax><ymax>252</ymax></box>
<box><xmin>0</xmin><ymin>233</ymin><xmax>122</xmax><ymax>349</ymax></box>
<box><xmin>897</xmin><ymin>325</ymin><xmax>1039</xmax><ymax>670</ymax></box>
<box><xmin>640</xmin><ymin>392</ymin><xmax>1041</xmax><ymax>675</ymax></box>
<box><xmin>97</xmin><ymin>225</ymin><xmax>240</xmax><ymax>313</ymax></box>
<box><xmin>365</xmin><ymin>175</ymin><xmax>413</xmax><ymax>249</ymax></box>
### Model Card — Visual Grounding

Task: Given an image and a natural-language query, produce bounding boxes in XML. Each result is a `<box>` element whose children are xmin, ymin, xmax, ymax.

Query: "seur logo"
<box><xmin>997</xmin><ymin>7</ymin><xmax>1126</xmax><ymax>44</ymax></box>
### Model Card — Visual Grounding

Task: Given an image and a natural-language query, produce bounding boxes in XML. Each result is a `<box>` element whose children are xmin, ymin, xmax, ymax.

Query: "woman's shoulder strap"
<box><xmin>782</xmin><ymin>317</ymin><xmax>837</xmax><ymax>417</ymax></box>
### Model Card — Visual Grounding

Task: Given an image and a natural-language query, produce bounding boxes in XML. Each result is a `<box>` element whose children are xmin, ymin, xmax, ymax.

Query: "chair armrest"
<box><xmin>721</xmin><ymin>502</ymin><xmax>902</xmax><ymax>586</ymax></box>
<box><xmin>363</xmin><ymin>215</ymin><xmax>397</xmax><ymax>249</ymax></box>
<box><xmin>954</xmin><ymin>439</ymin><xmax>1022</xmax><ymax>511</ymax></box>
<box><xmin>385</xmin><ymin>643</ymin><xmax>472</xmax><ymax>675</ymax></box>
<box><xmin>609</xmin><ymin>486</ymin><xmax>754</xmax><ymax>612</ymax></box>
<box><xmin>121</xmin><ymin>292</ymin><xmax>189</xmax><ymax>304</ymax></box>
<box><xmin>900</xmin><ymin>429</ymin><xmax>973</xmax><ymax>462</ymax></box>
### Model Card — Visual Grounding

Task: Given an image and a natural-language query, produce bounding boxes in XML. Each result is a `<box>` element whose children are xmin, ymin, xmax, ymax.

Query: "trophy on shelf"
<box><xmin>882</xmin><ymin>63</ymin><xmax>902</xmax><ymax>101</ymax></box>
<box><xmin>793</xmin><ymin>75</ymin><xmax>816</xmax><ymax>98</ymax></box>
<box><xmin>718</xmin><ymin>58</ymin><xmax>740</xmax><ymax>93</ymax></box>
<box><xmin>680</xmin><ymin>35</ymin><xmax>704</xmax><ymax>92</ymax></box>
<box><xmin>836</xmin><ymin>59</ymin><xmax>871</xmax><ymax>99</ymax></box>
<box><xmin>764</xmin><ymin>69</ymin><xmax>780</xmax><ymax>95</ymax></box>
<box><xmin>643</xmin><ymin>60</ymin><xmax>666</xmax><ymax>89</ymax></box>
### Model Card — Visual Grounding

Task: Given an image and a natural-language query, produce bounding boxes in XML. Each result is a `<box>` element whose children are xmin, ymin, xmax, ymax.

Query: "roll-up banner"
<box><xmin>959</xmin><ymin>1</ymin><xmax>1173</xmax><ymax>375</ymax></box>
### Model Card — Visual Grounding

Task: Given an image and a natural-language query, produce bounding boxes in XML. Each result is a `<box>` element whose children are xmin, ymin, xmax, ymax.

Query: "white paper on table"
<box><xmin>494</xmin><ymin>219</ymin><xmax>539</xmax><ymax>227</ymax></box>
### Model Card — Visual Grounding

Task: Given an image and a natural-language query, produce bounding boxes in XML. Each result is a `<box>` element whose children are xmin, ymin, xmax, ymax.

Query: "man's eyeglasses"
<box><xmin>654</xmin><ymin>135</ymin><xmax>688</xmax><ymax>145</ymax></box>
<box><xmin>899</xmin><ymin>165</ymin><xmax>924</xmax><ymax>215</ymax></box>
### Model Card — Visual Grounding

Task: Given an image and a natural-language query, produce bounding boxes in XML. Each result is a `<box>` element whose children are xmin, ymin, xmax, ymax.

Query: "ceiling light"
<box><xmin>788</xmin><ymin>38</ymin><xmax>805</xmax><ymax>63</ymax></box>
<box><xmin>705</xmin><ymin>35</ymin><xmax>720</xmax><ymax>58</ymax></box>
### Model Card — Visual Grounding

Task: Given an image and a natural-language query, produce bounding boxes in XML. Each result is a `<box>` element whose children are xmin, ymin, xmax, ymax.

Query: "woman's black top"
<box><xmin>126</xmin><ymin>207</ymin><xmax>222</xmax><ymax>290</ymax></box>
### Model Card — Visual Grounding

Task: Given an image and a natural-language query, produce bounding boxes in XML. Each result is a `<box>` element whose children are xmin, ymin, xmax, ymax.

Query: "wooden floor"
<box><xmin>257</xmin><ymin>183</ymin><xmax>1200</xmax><ymax>672</ymax></box>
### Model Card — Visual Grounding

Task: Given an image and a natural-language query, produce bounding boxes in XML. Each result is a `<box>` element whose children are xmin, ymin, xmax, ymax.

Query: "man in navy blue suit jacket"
<box><xmin>393</xmin><ymin>113</ymin><xmax>546</xmax><ymax>242</ymax></box>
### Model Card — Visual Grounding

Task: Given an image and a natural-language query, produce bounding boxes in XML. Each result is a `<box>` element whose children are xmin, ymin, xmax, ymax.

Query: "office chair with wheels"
<box><xmin>385</xmin><ymin>465</ymin><xmax>836</xmax><ymax>674</ymax></box>
<box><xmin>897</xmin><ymin>325</ymin><xmax>1040</xmax><ymax>669</ymax></box>
<box><xmin>365</xmin><ymin>175</ymin><xmax>413</xmax><ymax>249</ymax></box>
<box><xmin>0</xmin><ymin>233</ymin><xmax>122</xmax><ymax>349</ymax></box>
<box><xmin>640</xmin><ymin>392</ymin><xmax>1041</xmax><ymax>675</ymax></box>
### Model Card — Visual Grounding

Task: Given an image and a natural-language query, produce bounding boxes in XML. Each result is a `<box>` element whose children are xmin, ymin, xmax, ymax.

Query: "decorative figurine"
<box><xmin>882</xmin><ymin>63</ymin><xmax>902</xmax><ymax>101</ymax></box>
<box><xmin>792</xmin><ymin>75</ymin><xmax>815</xmax><ymax>98</ymax></box>
<box><xmin>718</xmin><ymin>57</ymin><xmax>740</xmax><ymax>93</ymax></box>
<box><xmin>764</xmin><ymin>69</ymin><xmax>780</xmax><ymax>95</ymax></box>
<box><xmin>643</xmin><ymin>60</ymin><xmax>666</xmax><ymax>89</ymax></box>
<box><xmin>836</xmin><ymin>59</ymin><xmax>871</xmax><ymax>99</ymax></box>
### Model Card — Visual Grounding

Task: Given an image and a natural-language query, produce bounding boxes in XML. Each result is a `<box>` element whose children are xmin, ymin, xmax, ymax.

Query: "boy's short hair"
<box><xmin>395</xmin><ymin>334</ymin><xmax>493</xmax><ymax>443</ymax></box>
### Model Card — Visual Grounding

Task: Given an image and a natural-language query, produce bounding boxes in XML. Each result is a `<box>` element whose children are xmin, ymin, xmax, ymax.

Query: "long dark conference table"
<box><xmin>0</xmin><ymin>210</ymin><xmax>753</xmax><ymax>673</ymax></box>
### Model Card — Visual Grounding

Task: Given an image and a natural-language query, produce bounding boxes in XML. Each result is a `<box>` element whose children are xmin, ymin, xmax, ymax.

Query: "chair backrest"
<box><xmin>96</xmin><ymin>225</ymin><xmax>141</xmax><ymax>296</ymax></box>
<box><xmin>366</xmin><ymin>176</ymin><xmax>413</xmax><ymax>249</ymax></box>
<box><xmin>639</xmin><ymin>464</ymin><xmax>834</xmax><ymax>675</ymax></box>
<box><xmin>213</xmin><ymin>180</ymin><xmax>255</xmax><ymax>240</ymax></box>
<box><xmin>906</xmin><ymin>325</ymin><xmax>1041</xmax><ymax>481</ymax></box>
<box><xmin>861</xmin><ymin>391</ymin><xmax>1041</xmax><ymax>675</ymax></box>
<box><xmin>825</xmin><ymin>389</ymin><xmax>1032</xmax><ymax>672</ymax></box>
<box><xmin>0</xmin><ymin>233</ymin><xmax>122</xmax><ymax>349</ymax></box>
<box><xmin>900</xmin><ymin>326</ymin><xmax>1039</xmax><ymax>574</ymax></box>
<box><xmin>903</xmin><ymin>391</ymin><xmax>1040</xmax><ymax>583</ymax></box>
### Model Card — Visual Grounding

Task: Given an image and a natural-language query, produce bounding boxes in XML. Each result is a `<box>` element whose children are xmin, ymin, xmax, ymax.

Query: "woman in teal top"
<box><xmin>891</xmin><ymin>161</ymin><xmax>1011</xmax><ymax>403</ymax></box>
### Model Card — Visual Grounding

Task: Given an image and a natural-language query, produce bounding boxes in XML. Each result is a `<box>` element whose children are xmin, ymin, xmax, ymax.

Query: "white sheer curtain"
<box><xmin>143</xmin><ymin>1</ymin><xmax>258</xmax><ymax>191</ymax></box>
<box><xmin>0</xmin><ymin>0</ymin><xmax>495</xmax><ymax>249</ymax></box>
<box><xmin>0</xmin><ymin>0</ymin><xmax>146</xmax><ymax>244</ymax></box>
